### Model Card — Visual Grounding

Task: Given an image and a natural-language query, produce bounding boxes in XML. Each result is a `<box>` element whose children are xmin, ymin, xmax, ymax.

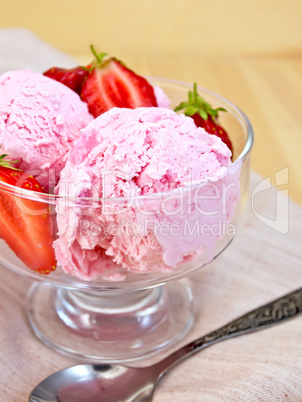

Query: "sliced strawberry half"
<box><xmin>43</xmin><ymin>66</ymin><xmax>89</xmax><ymax>95</ymax></box>
<box><xmin>174</xmin><ymin>83</ymin><xmax>233</xmax><ymax>153</ymax></box>
<box><xmin>81</xmin><ymin>46</ymin><xmax>157</xmax><ymax>117</ymax></box>
<box><xmin>0</xmin><ymin>154</ymin><xmax>56</xmax><ymax>275</ymax></box>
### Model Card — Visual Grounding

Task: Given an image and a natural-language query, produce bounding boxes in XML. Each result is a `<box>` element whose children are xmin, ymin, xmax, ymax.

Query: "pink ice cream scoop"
<box><xmin>54</xmin><ymin>107</ymin><xmax>240</xmax><ymax>280</ymax></box>
<box><xmin>0</xmin><ymin>69</ymin><xmax>93</xmax><ymax>189</ymax></box>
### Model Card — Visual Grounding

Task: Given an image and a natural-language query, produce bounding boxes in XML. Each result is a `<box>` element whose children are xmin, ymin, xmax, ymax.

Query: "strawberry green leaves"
<box><xmin>174</xmin><ymin>83</ymin><xmax>232</xmax><ymax>153</ymax></box>
<box><xmin>174</xmin><ymin>82</ymin><xmax>226</xmax><ymax>120</ymax></box>
<box><xmin>0</xmin><ymin>153</ymin><xmax>20</xmax><ymax>170</ymax></box>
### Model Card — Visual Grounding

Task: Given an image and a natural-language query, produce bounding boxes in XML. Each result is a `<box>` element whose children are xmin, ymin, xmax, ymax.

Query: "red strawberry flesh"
<box><xmin>81</xmin><ymin>49</ymin><xmax>157</xmax><ymax>117</ymax></box>
<box><xmin>0</xmin><ymin>158</ymin><xmax>56</xmax><ymax>275</ymax></box>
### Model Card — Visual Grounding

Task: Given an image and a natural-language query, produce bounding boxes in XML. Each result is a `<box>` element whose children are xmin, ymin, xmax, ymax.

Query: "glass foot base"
<box><xmin>27</xmin><ymin>280</ymin><xmax>194</xmax><ymax>363</ymax></box>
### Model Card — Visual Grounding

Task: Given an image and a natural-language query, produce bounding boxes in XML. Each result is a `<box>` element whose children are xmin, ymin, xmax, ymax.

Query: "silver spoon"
<box><xmin>29</xmin><ymin>287</ymin><xmax>302</xmax><ymax>402</ymax></box>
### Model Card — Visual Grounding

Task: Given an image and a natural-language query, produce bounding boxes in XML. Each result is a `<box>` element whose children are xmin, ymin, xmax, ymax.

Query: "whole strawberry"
<box><xmin>43</xmin><ymin>66</ymin><xmax>89</xmax><ymax>95</ymax></box>
<box><xmin>174</xmin><ymin>83</ymin><xmax>233</xmax><ymax>153</ymax></box>
<box><xmin>81</xmin><ymin>46</ymin><xmax>158</xmax><ymax>117</ymax></box>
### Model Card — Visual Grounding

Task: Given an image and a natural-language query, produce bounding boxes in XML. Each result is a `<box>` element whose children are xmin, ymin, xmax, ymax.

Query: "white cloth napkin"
<box><xmin>0</xmin><ymin>28</ymin><xmax>75</xmax><ymax>73</ymax></box>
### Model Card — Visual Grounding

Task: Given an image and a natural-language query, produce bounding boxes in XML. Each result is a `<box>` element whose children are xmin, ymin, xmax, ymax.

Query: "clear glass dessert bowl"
<box><xmin>0</xmin><ymin>78</ymin><xmax>253</xmax><ymax>362</ymax></box>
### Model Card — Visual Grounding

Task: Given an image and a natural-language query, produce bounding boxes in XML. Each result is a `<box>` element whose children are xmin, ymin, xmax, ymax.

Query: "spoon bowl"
<box><xmin>29</xmin><ymin>287</ymin><xmax>302</xmax><ymax>402</ymax></box>
<box><xmin>30</xmin><ymin>364</ymin><xmax>157</xmax><ymax>402</ymax></box>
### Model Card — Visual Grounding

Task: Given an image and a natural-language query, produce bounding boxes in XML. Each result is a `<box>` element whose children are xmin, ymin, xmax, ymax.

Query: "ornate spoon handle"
<box><xmin>156</xmin><ymin>288</ymin><xmax>302</xmax><ymax>374</ymax></box>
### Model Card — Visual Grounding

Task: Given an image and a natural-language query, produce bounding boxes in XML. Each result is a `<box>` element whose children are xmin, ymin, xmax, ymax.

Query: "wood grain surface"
<box><xmin>1</xmin><ymin>0</ymin><xmax>302</xmax><ymax>204</ymax></box>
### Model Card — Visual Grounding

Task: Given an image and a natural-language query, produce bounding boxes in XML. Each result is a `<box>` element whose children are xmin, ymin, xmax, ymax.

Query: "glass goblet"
<box><xmin>0</xmin><ymin>78</ymin><xmax>253</xmax><ymax>363</ymax></box>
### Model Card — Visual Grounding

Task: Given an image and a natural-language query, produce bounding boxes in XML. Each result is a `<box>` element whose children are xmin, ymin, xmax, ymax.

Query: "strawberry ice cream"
<box><xmin>154</xmin><ymin>86</ymin><xmax>171</xmax><ymax>108</ymax></box>
<box><xmin>0</xmin><ymin>69</ymin><xmax>93</xmax><ymax>189</ymax></box>
<box><xmin>54</xmin><ymin>107</ymin><xmax>240</xmax><ymax>280</ymax></box>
